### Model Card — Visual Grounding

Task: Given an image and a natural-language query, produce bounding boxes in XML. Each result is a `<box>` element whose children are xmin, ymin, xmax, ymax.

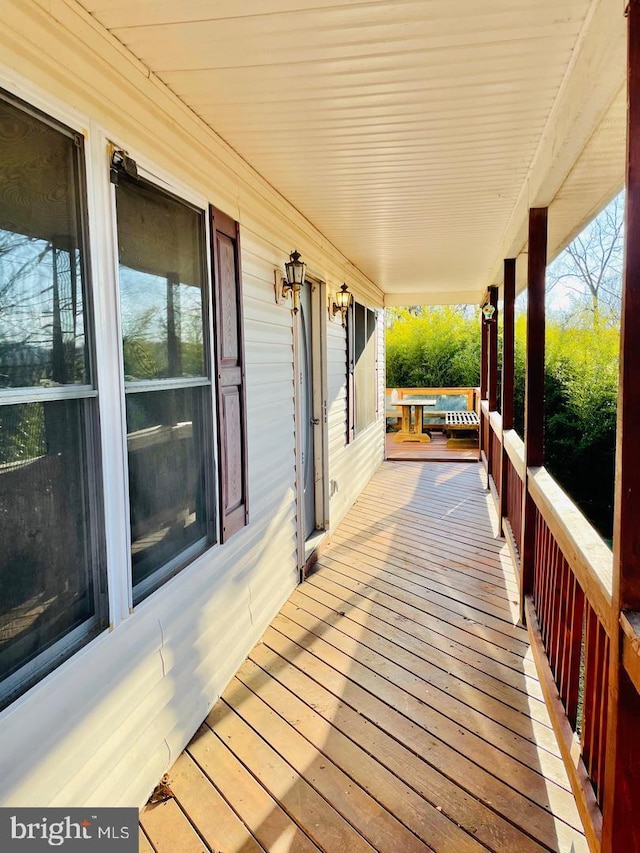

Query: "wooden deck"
<box><xmin>385</xmin><ymin>431</ymin><xmax>480</xmax><ymax>462</ymax></box>
<box><xmin>140</xmin><ymin>462</ymin><xmax>587</xmax><ymax>853</ymax></box>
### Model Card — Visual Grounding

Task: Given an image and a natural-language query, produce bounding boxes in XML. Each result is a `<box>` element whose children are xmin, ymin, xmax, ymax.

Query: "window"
<box><xmin>347</xmin><ymin>300</ymin><xmax>378</xmax><ymax>440</ymax></box>
<box><xmin>0</xmin><ymin>88</ymin><xmax>251</xmax><ymax>704</ymax></box>
<box><xmin>114</xmin><ymin>173</ymin><xmax>217</xmax><ymax>602</ymax></box>
<box><xmin>0</xmin><ymin>91</ymin><xmax>106</xmax><ymax>706</ymax></box>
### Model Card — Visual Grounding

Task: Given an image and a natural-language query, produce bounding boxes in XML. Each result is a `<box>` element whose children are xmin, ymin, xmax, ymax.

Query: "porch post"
<box><xmin>520</xmin><ymin>208</ymin><xmax>547</xmax><ymax>620</ymax></box>
<box><xmin>498</xmin><ymin>259</ymin><xmax>516</xmax><ymax>530</ymax></box>
<box><xmin>602</xmin><ymin>1</ymin><xmax>640</xmax><ymax>848</ymax></box>
<box><xmin>479</xmin><ymin>297</ymin><xmax>489</xmax><ymax>469</ymax></box>
<box><xmin>486</xmin><ymin>285</ymin><xmax>499</xmax><ymax>494</ymax></box>
<box><xmin>480</xmin><ymin>302</ymin><xmax>488</xmax><ymax>400</ymax></box>
<box><xmin>487</xmin><ymin>285</ymin><xmax>499</xmax><ymax>412</ymax></box>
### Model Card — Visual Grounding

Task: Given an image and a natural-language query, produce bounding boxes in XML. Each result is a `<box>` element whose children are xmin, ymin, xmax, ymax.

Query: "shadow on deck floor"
<box><xmin>140</xmin><ymin>461</ymin><xmax>586</xmax><ymax>853</ymax></box>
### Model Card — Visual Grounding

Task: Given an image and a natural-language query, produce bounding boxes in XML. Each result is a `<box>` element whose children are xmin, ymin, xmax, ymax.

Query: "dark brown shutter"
<box><xmin>210</xmin><ymin>206</ymin><xmax>248</xmax><ymax>541</ymax></box>
<box><xmin>346</xmin><ymin>301</ymin><xmax>355</xmax><ymax>443</ymax></box>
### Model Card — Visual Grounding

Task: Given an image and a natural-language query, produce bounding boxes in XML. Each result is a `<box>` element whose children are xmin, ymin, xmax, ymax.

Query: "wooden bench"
<box><xmin>445</xmin><ymin>410</ymin><xmax>479</xmax><ymax>447</ymax></box>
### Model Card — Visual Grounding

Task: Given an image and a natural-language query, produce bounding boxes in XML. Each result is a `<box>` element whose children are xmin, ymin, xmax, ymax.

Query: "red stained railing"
<box><xmin>505</xmin><ymin>453</ymin><xmax>523</xmax><ymax>553</ymax></box>
<box><xmin>527</xmin><ymin>482</ymin><xmax>612</xmax><ymax>835</ymax></box>
<box><xmin>489</xmin><ymin>424</ymin><xmax>501</xmax><ymax>490</ymax></box>
<box><xmin>533</xmin><ymin>510</ymin><xmax>585</xmax><ymax>732</ymax></box>
<box><xmin>482</xmin><ymin>423</ymin><xmax>613</xmax><ymax>846</ymax></box>
<box><xmin>481</xmin><ymin>409</ymin><xmax>489</xmax><ymax>461</ymax></box>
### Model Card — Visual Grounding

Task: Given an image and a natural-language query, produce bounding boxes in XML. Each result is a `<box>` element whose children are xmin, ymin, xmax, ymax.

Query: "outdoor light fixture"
<box><xmin>482</xmin><ymin>303</ymin><xmax>496</xmax><ymax>323</ymax></box>
<box><xmin>274</xmin><ymin>250</ymin><xmax>306</xmax><ymax>312</ymax></box>
<box><xmin>330</xmin><ymin>283</ymin><xmax>352</xmax><ymax>326</ymax></box>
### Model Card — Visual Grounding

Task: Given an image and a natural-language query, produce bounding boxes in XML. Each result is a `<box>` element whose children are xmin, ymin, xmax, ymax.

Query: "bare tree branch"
<box><xmin>546</xmin><ymin>192</ymin><xmax>624</xmax><ymax>322</ymax></box>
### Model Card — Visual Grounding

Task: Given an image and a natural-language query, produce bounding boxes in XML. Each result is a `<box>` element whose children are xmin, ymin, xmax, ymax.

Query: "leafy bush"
<box><xmin>386</xmin><ymin>307</ymin><xmax>480</xmax><ymax>388</ymax></box>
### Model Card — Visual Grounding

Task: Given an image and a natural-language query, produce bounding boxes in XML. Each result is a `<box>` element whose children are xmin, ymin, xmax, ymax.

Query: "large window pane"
<box><xmin>0</xmin><ymin>399</ymin><xmax>100</xmax><ymax>684</ymax></box>
<box><xmin>116</xmin><ymin>178</ymin><xmax>206</xmax><ymax>381</ymax></box>
<box><xmin>126</xmin><ymin>387</ymin><xmax>211</xmax><ymax>591</ymax></box>
<box><xmin>0</xmin><ymin>91</ymin><xmax>104</xmax><ymax>707</ymax></box>
<box><xmin>116</xmin><ymin>174</ymin><xmax>214</xmax><ymax>599</ymax></box>
<box><xmin>0</xmin><ymin>97</ymin><xmax>88</xmax><ymax>388</ymax></box>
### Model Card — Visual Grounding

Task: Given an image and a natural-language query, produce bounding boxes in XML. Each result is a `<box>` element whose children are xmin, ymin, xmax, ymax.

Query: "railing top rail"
<box><xmin>493</xmin><ymin>426</ymin><xmax>612</xmax><ymax>628</ymax></box>
<box><xmin>503</xmin><ymin>429</ymin><xmax>525</xmax><ymax>480</ymax></box>
<box><xmin>489</xmin><ymin>409</ymin><xmax>502</xmax><ymax>433</ymax></box>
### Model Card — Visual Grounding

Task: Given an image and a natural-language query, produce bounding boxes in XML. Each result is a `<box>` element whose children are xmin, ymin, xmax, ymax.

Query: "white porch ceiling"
<box><xmin>77</xmin><ymin>0</ymin><xmax>627</xmax><ymax>305</ymax></box>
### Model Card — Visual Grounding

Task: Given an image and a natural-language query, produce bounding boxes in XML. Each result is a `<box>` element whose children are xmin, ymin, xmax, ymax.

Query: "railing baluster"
<box><xmin>565</xmin><ymin>574</ymin><xmax>584</xmax><ymax>729</ymax></box>
<box><xmin>582</xmin><ymin>605</ymin><xmax>598</xmax><ymax>788</ymax></box>
<box><xmin>551</xmin><ymin>543</ymin><xmax>566</xmax><ymax>680</ymax></box>
<box><xmin>595</xmin><ymin>630</ymin><xmax>609</xmax><ymax>804</ymax></box>
<box><xmin>580</xmin><ymin>602</ymin><xmax>609</xmax><ymax>807</ymax></box>
<box><xmin>541</xmin><ymin>520</ymin><xmax>554</xmax><ymax>647</ymax></box>
<box><xmin>512</xmin><ymin>462</ymin><xmax>522</xmax><ymax>547</ymax></box>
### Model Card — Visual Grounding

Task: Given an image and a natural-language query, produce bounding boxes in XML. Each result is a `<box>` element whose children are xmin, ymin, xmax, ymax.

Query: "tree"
<box><xmin>546</xmin><ymin>192</ymin><xmax>624</xmax><ymax>324</ymax></box>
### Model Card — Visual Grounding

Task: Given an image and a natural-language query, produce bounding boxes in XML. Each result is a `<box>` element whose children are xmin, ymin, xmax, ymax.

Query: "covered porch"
<box><xmin>2</xmin><ymin>2</ymin><xmax>640</xmax><ymax>851</ymax></box>
<box><xmin>140</xmin><ymin>460</ymin><xmax>587</xmax><ymax>852</ymax></box>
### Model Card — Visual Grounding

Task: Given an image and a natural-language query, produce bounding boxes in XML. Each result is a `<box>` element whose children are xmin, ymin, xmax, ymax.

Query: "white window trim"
<box><xmin>86</xmin><ymin>127</ymin><xmax>132</xmax><ymax>626</ymax></box>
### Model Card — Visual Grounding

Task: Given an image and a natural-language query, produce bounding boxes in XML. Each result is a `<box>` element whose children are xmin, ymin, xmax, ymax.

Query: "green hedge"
<box><xmin>386</xmin><ymin>308</ymin><xmax>618</xmax><ymax>540</ymax></box>
<box><xmin>386</xmin><ymin>307</ymin><xmax>480</xmax><ymax>388</ymax></box>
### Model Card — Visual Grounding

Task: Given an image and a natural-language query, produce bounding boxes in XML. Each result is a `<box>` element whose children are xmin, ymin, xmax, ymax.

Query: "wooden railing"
<box><xmin>483</xmin><ymin>410</ymin><xmax>619</xmax><ymax>851</ymax></box>
<box><xmin>480</xmin><ymin>404</ymin><xmax>490</xmax><ymax>464</ymax></box>
<box><xmin>489</xmin><ymin>410</ymin><xmax>502</xmax><ymax>489</ymax></box>
<box><xmin>503</xmin><ymin>431</ymin><xmax>524</xmax><ymax>561</ymax></box>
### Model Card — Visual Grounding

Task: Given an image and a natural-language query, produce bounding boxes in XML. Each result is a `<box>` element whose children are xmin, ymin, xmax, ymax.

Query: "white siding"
<box><xmin>0</xmin><ymin>0</ymin><xmax>384</xmax><ymax>808</ymax></box>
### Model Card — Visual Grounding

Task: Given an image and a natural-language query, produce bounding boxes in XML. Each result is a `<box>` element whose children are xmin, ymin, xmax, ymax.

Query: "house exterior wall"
<box><xmin>0</xmin><ymin>0</ymin><xmax>384</xmax><ymax>807</ymax></box>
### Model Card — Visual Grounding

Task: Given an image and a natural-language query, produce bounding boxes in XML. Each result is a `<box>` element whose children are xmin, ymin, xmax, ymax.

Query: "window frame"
<box><xmin>346</xmin><ymin>298</ymin><xmax>379</xmax><ymax>441</ymax></box>
<box><xmin>111</xmin><ymin>165</ymin><xmax>219</xmax><ymax>605</ymax></box>
<box><xmin>0</xmin><ymin>87</ymin><xmax>108</xmax><ymax>709</ymax></box>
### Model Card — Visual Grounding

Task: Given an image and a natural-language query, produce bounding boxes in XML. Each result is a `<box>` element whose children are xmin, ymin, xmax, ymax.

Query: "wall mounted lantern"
<box><xmin>482</xmin><ymin>303</ymin><xmax>496</xmax><ymax>323</ymax></box>
<box><xmin>330</xmin><ymin>283</ymin><xmax>352</xmax><ymax>326</ymax></box>
<box><xmin>274</xmin><ymin>250</ymin><xmax>306</xmax><ymax>312</ymax></box>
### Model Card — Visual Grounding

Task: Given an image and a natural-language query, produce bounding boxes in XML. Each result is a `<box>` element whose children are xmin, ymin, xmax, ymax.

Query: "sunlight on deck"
<box><xmin>141</xmin><ymin>461</ymin><xmax>588</xmax><ymax>853</ymax></box>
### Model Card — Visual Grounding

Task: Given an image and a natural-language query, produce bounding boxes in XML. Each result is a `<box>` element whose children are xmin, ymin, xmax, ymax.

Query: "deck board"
<box><xmin>386</xmin><ymin>432</ymin><xmax>479</xmax><ymax>462</ymax></box>
<box><xmin>141</xmin><ymin>461</ymin><xmax>587</xmax><ymax>853</ymax></box>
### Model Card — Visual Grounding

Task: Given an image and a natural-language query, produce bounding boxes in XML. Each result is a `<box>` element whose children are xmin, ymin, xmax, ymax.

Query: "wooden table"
<box><xmin>394</xmin><ymin>396</ymin><xmax>438</xmax><ymax>443</ymax></box>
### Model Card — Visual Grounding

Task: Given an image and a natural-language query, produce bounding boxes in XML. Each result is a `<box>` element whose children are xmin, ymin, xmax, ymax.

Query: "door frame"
<box><xmin>292</xmin><ymin>274</ymin><xmax>328</xmax><ymax>576</ymax></box>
